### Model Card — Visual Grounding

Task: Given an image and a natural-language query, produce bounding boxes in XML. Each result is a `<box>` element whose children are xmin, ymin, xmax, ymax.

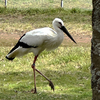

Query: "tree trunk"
<box><xmin>91</xmin><ymin>0</ymin><xmax>100</xmax><ymax>100</ymax></box>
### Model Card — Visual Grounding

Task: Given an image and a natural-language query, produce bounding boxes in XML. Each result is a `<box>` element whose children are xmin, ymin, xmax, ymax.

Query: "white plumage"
<box><xmin>6</xmin><ymin>18</ymin><xmax>76</xmax><ymax>93</ymax></box>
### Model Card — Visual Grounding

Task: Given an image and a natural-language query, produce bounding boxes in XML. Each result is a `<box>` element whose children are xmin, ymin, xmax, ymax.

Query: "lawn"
<box><xmin>0</xmin><ymin>6</ymin><xmax>92</xmax><ymax>100</ymax></box>
<box><xmin>0</xmin><ymin>46</ymin><xmax>91</xmax><ymax>100</ymax></box>
<box><xmin>0</xmin><ymin>0</ymin><xmax>92</xmax><ymax>9</ymax></box>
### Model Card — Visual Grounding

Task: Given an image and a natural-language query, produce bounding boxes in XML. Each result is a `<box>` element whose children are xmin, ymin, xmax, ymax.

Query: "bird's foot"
<box><xmin>31</xmin><ymin>88</ymin><xmax>37</xmax><ymax>94</ymax></box>
<box><xmin>49</xmin><ymin>81</ymin><xmax>54</xmax><ymax>91</ymax></box>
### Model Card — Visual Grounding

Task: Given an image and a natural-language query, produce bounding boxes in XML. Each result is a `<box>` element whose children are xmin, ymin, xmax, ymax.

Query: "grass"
<box><xmin>0</xmin><ymin>7</ymin><xmax>92</xmax><ymax>35</ymax></box>
<box><xmin>0</xmin><ymin>0</ymin><xmax>92</xmax><ymax>9</ymax></box>
<box><xmin>0</xmin><ymin>6</ymin><xmax>92</xmax><ymax>100</ymax></box>
<box><xmin>0</xmin><ymin>46</ymin><xmax>91</xmax><ymax>100</ymax></box>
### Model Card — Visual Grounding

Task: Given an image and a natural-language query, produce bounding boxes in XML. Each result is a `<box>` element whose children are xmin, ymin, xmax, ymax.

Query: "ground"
<box><xmin>0</xmin><ymin>32</ymin><xmax>91</xmax><ymax>47</ymax></box>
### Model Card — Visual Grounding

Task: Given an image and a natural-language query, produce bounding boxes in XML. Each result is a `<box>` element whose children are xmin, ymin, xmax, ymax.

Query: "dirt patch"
<box><xmin>0</xmin><ymin>33</ymin><xmax>91</xmax><ymax>47</ymax></box>
<box><xmin>64</xmin><ymin>34</ymin><xmax>91</xmax><ymax>45</ymax></box>
<box><xmin>0</xmin><ymin>33</ymin><xmax>20</xmax><ymax>46</ymax></box>
<box><xmin>0</xmin><ymin>33</ymin><xmax>20</xmax><ymax>40</ymax></box>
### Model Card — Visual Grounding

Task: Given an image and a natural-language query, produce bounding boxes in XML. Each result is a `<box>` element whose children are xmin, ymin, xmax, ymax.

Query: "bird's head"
<box><xmin>53</xmin><ymin>18</ymin><xmax>76</xmax><ymax>44</ymax></box>
<box><xmin>53</xmin><ymin>18</ymin><xmax>64</xmax><ymax>29</ymax></box>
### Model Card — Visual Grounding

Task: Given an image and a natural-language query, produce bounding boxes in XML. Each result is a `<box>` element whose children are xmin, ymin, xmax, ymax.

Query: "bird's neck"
<box><xmin>55</xmin><ymin>29</ymin><xmax>64</xmax><ymax>43</ymax></box>
<box><xmin>54</xmin><ymin>26</ymin><xmax>64</xmax><ymax>43</ymax></box>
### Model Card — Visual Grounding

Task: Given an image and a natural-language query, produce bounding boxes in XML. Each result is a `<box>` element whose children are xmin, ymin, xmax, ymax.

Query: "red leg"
<box><xmin>35</xmin><ymin>69</ymin><xmax>54</xmax><ymax>91</ymax></box>
<box><xmin>31</xmin><ymin>55</ymin><xmax>38</xmax><ymax>93</ymax></box>
<box><xmin>31</xmin><ymin>55</ymin><xmax>54</xmax><ymax>93</ymax></box>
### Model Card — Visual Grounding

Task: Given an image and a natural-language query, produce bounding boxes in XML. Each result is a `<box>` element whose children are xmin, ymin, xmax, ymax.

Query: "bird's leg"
<box><xmin>31</xmin><ymin>55</ymin><xmax>38</xmax><ymax>94</ymax></box>
<box><xmin>31</xmin><ymin>63</ymin><xmax>37</xmax><ymax>93</ymax></box>
<box><xmin>31</xmin><ymin>55</ymin><xmax>54</xmax><ymax>92</ymax></box>
<box><xmin>35</xmin><ymin>69</ymin><xmax>54</xmax><ymax>91</ymax></box>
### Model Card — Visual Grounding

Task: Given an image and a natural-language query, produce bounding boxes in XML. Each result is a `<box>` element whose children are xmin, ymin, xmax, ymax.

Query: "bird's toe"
<box><xmin>31</xmin><ymin>88</ymin><xmax>37</xmax><ymax>94</ymax></box>
<box><xmin>49</xmin><ymin>81</ymin><xmax>54</xmax><ymax>91</ymax></box>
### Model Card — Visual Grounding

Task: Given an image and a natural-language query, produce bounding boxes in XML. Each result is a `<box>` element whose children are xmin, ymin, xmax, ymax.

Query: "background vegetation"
<box><xmin>0</xmin><ymin>0</ymin><xmax>92</xmax><ymax>9</ymax></box>
<box><xmin>0</xmin><ymin>0</ymin><xmax>92</xmax><ymax>100</ymax></box>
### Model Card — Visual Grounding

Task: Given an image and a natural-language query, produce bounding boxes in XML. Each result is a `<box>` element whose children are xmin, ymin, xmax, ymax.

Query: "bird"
<box><xmin>6</xmin><ymin>18</ymin><xmax>76</xmax><ymax>93</ymax></box>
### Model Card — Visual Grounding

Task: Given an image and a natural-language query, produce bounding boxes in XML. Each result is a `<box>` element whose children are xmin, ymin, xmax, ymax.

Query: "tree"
<box><xmin>91</xmin><ymin>0</ymin><xmax>100</xmax><ymax>99</ymax></box>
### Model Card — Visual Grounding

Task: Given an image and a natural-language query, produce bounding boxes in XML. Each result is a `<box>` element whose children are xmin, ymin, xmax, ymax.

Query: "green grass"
<box><xmin>0</xmin><ymin>6</ymin><xmax>92</xmax><ymax>100</ymax></box>
<box><xmin>0</xmin><ymin>46</ymin><xmax>91</xmax><ymax>100</ymax></box>
<box><xmin>0</xmin><ymin>7</ymin><xmax>92</xmax><ymax>36</ymax></box>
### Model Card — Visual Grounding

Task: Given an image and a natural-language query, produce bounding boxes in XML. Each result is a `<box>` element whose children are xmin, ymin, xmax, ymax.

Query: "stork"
<box><xmin>6</xmin><ymin>18</ymin><xmax>76</xmax><ymax>93</ymax></box>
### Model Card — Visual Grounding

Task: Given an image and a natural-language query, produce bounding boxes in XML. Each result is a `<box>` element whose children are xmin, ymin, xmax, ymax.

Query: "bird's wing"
<box><xmin>19</xmin><ymin>27</ymin><xmax>57</xmax><ymax>47</ymax></box>
<box><xmin>6</xmin><ymin>27</ymin><xmax>57</xmax><ymax>60</ymax></box>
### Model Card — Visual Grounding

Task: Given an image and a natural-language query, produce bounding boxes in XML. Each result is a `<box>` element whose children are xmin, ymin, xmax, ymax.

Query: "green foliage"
<box><xmin>0</xmin><ymin>7</ymin><xmax>92</xmax><ymax>15</ymax></box>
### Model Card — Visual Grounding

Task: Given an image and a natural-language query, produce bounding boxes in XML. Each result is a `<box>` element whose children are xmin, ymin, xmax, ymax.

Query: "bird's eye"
<box><xmin>58</xmin><ymin>22</ymin><xmax>62</xmax><ymax>26</ymax></box>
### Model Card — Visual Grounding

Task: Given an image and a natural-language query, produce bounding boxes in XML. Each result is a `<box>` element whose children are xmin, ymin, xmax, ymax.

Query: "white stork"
<box><xmin>6</xmin><ymin>18</ymin><xmax>76</xmax><ymax>93</ymax></box>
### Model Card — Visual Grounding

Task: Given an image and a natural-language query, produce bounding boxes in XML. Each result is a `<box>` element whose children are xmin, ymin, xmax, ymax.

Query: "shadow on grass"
<box><xmin>0</xmin><ymin>67</ymin><xmax>92</xmax><ymax>100</ymax></box>
<box><xmin>0</xmin><ymin>88</ymin><xmax>91</xmax><ymax>100</ymax></box>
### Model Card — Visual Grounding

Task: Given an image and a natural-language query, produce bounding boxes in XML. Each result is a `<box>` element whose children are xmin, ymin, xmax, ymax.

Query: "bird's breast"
<box><xmin>44</xmin><ymin>33</ymin><xmax>64</xmax><ymax>51</ymax></box>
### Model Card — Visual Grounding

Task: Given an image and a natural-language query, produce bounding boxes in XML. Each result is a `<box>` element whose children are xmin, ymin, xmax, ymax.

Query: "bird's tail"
<box><xmin>6</xmin><ymin>46</ymin><xmax>29</xmax><ymax>60</ymax></box>
<box><xmin>6</xmin><ymin>48</ymin><xmax>19</xmax><ymax>60</ymax></box>
<box><xmin>6</xmin><ymin>41</ymin><xmax>32</xmax><ymax>60</ymax></box>
<box><xmin>6</xmin><ymin>42</ymin><xmax>20</xmax><ymax>60</ymax></box>
<box><xmin>6</xmin><ymin>55</ymin><xmax>15</xmax><ymax>60</ymax></box>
